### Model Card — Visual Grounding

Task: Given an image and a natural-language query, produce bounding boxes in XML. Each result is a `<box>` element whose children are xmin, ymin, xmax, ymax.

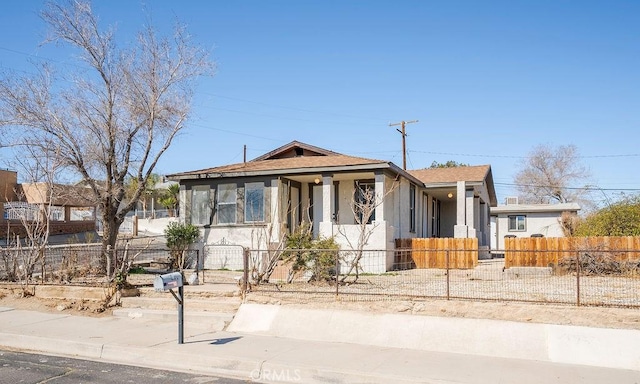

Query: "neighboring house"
<box><xmin>490</xmin><ymin>198</ymin><xmax>581</xmax><ymax>251</ymax></box>
<box><xmin>0</xmin><ymin>169</ymin><xmax>97</xmax><ymax>240</ymax></box>
<box><xmin>167</xmin><ymin>141</ymin><xmax>497</xmax><ymax>272</ymax></box>
<box><xmin>132</xmin><ymin>179</ymin><xmax>179</xmax><ymax>218</ymax></box>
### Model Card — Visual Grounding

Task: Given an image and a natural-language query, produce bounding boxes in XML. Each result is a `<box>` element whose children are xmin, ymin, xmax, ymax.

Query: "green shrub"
<box><xmin>575</xmin><ymin>195</ymin><xmax>640</xmax><ymax>236</ymax></box>
<box><xmin>164</xmin><ymin>222</ymin><xmax>200</xmax><ymax>271</ymax></box>
<box><xmin>281</xmin><ymin>224</ymin><xmax>339</xmax><ymax>282</ymax></box>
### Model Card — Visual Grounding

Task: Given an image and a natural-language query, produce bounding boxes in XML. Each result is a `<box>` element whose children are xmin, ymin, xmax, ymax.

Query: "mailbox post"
<box><xmin>154</xmin><ymin>272</ymin><xmax>184</xmax><ymax>344</ymax></box>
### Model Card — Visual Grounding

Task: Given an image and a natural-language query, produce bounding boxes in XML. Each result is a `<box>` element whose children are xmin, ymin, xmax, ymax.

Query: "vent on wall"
<box><xmin>505</xmin><ymin>197</ymin><xmax>519</xmax><ymax>205</ymax></box>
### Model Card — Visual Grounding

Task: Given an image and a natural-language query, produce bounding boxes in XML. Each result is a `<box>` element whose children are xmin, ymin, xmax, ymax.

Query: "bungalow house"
<box><xmin>490</xmin><ymin>198</ymin><xmax>581</xmax><ymax>251</ymax></box>
<box><xmin>167</xmin><ymin>141</ymin><xmax>497</xmax><ymax>272</ymax></box>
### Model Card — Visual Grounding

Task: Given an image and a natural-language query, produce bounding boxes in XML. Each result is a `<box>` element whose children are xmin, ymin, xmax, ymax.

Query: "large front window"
<box><xmin>217</xmin><ymin>184</ymin><xmax>237</xmax><ymax>224</ymax></box>
<box><xmin>355</xmin><ymin>180</ymin><xmax>375</xmax><ymax>224</ymax></box>
<box><xmin>245</xmin><ymin>182</ymin><xmax>264</xmax><ymax>222</ymax></box>
<box><xmin>191</xmin><ymin>186</ymin><xmax>211</xmax><ymax>225</ymax></box>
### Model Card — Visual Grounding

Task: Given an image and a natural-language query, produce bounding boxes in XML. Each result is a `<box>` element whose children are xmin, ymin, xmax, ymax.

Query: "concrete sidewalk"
<box><xmin>1</xmin><ymin>306</ymin><xmax>639</xmax><ymax>384</ymax></box>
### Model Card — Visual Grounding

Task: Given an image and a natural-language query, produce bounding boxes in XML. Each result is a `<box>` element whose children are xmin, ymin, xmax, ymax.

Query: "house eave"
<box><xmin>490</xmin><ymin>203</ymin><xmax>581</xmax><ymax>215</ymax></box>
<box><xmin>169</xmin><ymin>161</ymin><xmax>428</xmax><ymax>187</ymax></box>
<box><xmin>168</xmin><ymin>163</ymin><xmax>394</xmax><ymax>181</ymax></box>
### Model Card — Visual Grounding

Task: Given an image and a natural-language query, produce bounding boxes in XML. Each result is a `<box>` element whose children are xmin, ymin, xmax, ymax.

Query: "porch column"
<box><xmin>456</xmin><ymin>181</ymin><xmax>465</xmax><ymax>226</ymax></box>
<box><xmin>465</xmin><ymin>191</ymin><xmax>477</xmax><ymax>237</ymax></box>
<box><xmin>374</xmin><ymin>171</ymin><xmax>385</xmax><ymax>222</ymax></box>
<box><xmin>270</xmin><ymin>178</ymin><xmax>281</xmax><ymax>242</ymax></box>
<box><xmin>322</xmin><ymin>174</ymin><xmax>333</xmax><ymax>223</ymax></box>
<box><xmin>454</xmin><ymin>181</ymin><xmax>469</xmax><ymax>238</ymax></box>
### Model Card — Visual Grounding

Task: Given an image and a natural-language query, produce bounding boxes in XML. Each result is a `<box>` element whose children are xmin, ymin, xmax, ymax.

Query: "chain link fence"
<box><xmin>244</xmin><ymin>248</ymin><xmax>640</xmax><ymax>308</ymax></box>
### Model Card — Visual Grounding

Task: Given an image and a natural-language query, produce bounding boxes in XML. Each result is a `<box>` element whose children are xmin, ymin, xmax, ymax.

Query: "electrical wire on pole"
<box><xmin>389</xmin><ymin>120</ymin><xmax>418</xmax><ymax>170</ymax></box>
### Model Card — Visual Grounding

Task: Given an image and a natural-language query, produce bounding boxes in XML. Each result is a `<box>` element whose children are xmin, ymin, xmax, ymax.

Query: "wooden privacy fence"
<box><xmin>395</xmin><ymin>238</ymin><xmax>478</xmax><ymax>269</ymax></box>
<box><xmin>504</xmin><ymin>236</ymin><xmax>640</xmax><ymax>268</ymax></box>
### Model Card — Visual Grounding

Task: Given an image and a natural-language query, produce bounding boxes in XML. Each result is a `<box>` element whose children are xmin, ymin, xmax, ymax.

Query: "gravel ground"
<box><xmin>252</xmin><ymin>259</ymin><xmax>640</xmax><ymax>308</ymax></box>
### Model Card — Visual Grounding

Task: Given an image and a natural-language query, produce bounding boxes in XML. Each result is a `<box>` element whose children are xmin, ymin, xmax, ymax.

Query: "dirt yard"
<box><xmin>247</xmin><ymin>293</ymin><xmax>640</xmax><ymax>331</ymax></box>
<box><xmin>1</xmin><ymin>269</ymin><xmax>639</xmax><ymax>332</ymax></box>
<box><xmin>0</xmin><ymin>289</ymin><xmax>110</xmax><ymax>317</ymax></box>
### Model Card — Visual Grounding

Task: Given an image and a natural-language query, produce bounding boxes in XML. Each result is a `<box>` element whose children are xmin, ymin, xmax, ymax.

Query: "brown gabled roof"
<box><xmin>20</xmin><ymin>182</ymin><xmax>96</xmax><ymax>206</ymax></box>
<box><xmin>409</xmin><ymin>165</ymin><xmax>497</xmax><ymax>206</ymax></box>
<box><xmin>168</xmin><ymin>154</ymin><xmax>388</xmax><ymax>179</ymax></box>
<box><xmin>251</xmin><ymin>140</ymin><xmax>341</xmax><ymax>161</ymax></box>
<box><xmin>409</xmin><ymin>165</ymin><xmax>491</xmax><ymax>184</ymax></box>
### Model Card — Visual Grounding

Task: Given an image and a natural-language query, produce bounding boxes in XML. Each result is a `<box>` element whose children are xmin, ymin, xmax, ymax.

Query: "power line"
<box><xmin>189</xmin><ymin>123</ymin><xmax>283</xmax><ymax>142</ymax></box>
<box><xmin>0</xmin><ymin>45</ymin><xmax>396</xmax><ymax>124</ymax></box>
<box><xmin>495</xmin><ymin>182</ymin><xmax>640</xmax><ymax>192</ymax></box>
<box><xmin>199</xmin><ymin>92</ymin><xmax>392</xmax><ymax>122</ymax></box>
<box><xmin>389</xmin><ymin>120</ymin><xmax>418</xmax><ymax>170</ymax></box>
<box><xmin>409</xmin><ymin>150</ymin><xmax>640</xmax><ymax>159</ymax></box>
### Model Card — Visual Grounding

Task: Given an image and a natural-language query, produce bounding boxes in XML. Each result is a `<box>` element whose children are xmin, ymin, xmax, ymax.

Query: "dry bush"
<box><xmin>556</xmin><ymin>252</ymin><xmax>640</xmax><ymax>276</ymax></box>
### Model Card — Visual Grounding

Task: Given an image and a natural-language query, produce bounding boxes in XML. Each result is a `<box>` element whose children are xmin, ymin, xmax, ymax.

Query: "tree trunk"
<box><xmin>100</xmin><ymin>212</ymin><xmax>121</xmax><ymax>278</ymax></box>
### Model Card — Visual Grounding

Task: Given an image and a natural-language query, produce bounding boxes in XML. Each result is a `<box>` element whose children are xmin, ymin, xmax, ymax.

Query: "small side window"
<box><xmin>508</xmin><ymin>215</ymin><xmax>526</xmax><ymax>231</ymax></box>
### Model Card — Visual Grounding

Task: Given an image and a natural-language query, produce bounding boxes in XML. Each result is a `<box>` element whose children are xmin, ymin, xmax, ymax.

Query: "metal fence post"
<box><xmin>242</xmin><ymin>248</ymin><xmax>249</xmax><ymax>299</ymax></box>
<box><xmin>335</xmin><ymin>250</ymin><xmax>340</xmax><ymax>298</ymax></box>
<box><xmin>196</xmin><ymin>249</ymin><xmax>204</xmax><ymax>284</ymax></box>
<box><xmin>576</xmin><ymin>251</ymin><xmax>581</xmax><ymax>307</ymax></box>
<box><xmin>446</xmin><ymin>249</ymin><xmax>450</xmax><ymax>301</ymax></box>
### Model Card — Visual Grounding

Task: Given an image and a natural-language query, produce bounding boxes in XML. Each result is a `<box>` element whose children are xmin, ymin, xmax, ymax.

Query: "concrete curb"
<box><xmin>0</xmin><ymin>331</ymin><xmax>429</xmax><ymax>384</ymax></box>
<box><xmin>99</xmin><ymin>344</ymin><xmax>259</xmax><ymax>380</ymax></box>
<box><xmin>229</xmin><ymin>303</ymin><xmax>640</xmax><ymax>371</ymax></box>
<box><xmin>0</xmin><ymin>331</ymin><xmax>256</xmax><ymax>381</ymax></box>
<box><xmin>0</xmin><ymin>333</ymin><xmax>104</xmax><ymax>359</ymax></box>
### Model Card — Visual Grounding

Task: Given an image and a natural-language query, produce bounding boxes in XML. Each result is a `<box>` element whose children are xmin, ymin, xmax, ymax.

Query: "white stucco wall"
<box><xmin>492</xmin><ymin>212</ymin><xmax>566</xmax><ymax>250</ymax></box>
<box><xmin>328</xmin><ymin>221</ymin><xmax>394</xmax><ymax>273</ymax></box>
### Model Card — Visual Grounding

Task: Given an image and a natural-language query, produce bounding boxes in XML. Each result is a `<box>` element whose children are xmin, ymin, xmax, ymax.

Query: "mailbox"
<box><xmin>154</xmin><ymin>272</ymin><xmax>183</xmax><ymax>292</ymax></box>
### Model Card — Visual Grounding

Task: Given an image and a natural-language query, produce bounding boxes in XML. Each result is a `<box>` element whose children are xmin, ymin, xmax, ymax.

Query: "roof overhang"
<box><xmin>490</xmin><ymin>203</ymin><xmax>581</xmax><ymax>215</ymax></box>
<box><xmin>169</xmin><ymin>161</ymin><xmax>427</xmax><ymax>187</ymax></box>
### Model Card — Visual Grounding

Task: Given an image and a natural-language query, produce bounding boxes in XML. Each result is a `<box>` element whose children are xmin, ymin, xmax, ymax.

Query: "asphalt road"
<box><xmin>0</xmin><ymin>349</ymin><xmax>249</xmax><ymax>384</ymax></box>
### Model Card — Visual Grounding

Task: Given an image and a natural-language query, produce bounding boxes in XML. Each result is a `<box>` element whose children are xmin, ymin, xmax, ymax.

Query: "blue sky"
<box><xmin>0</xmin><ymin>1</ymin><xmax>638</xmax><ymax>205</ymax></box>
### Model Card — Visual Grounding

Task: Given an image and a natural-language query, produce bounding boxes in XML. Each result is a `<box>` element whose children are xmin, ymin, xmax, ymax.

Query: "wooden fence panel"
<box><xmin>504</xmin><ymin>236</ymin><xmax>640</xmax><ymax>268</ymax></box>
<box><xmin>396</xmin><ymin>238</ymin><xmax>478</xmax><ymax>269</ymax></box>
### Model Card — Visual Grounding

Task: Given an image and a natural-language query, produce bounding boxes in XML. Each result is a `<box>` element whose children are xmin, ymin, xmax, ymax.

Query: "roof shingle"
<box><xmin>168</xmin><ymin>154</ymin><xmax>387</xmax><ymax>178</ymax></box>
<box><xmin>409</xmin><ymin>165</ymin><xmax>491</xmax><ymax>184</ymax></box>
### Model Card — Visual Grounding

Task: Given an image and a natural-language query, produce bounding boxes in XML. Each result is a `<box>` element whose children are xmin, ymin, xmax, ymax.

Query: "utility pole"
<box><xmin>389</xmin><ymin>120</ymin><xmax>418</xmax><ymax>170</ymax></box>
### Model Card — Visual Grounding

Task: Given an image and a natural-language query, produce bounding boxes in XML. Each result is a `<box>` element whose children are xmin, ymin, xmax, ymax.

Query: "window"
<box><xmin>355</xmin><ymin>180</ymin><xmax>375</xmax><ymax>224</ymax></box>
<box><xmin>50</xmin><ymin>206</ymin><xmax>65</xmax><ymax>221</ymax></box>
<box><xmin>508</xmin><ymin>215</ymin><xmax>526</xmax><ymax>231</ymax></box>
<box><xmin>69</xmin><ymin>206</ymin><xmax>95</xmax><ymax>221</ymax></box>
<box><xmin>217</xmin><ymin>184</ymin><xmax>237</xmax><ymax>224</ymax></box>
<box><xmin>191</xmin><ymin>186</ymin><xmax>211</xmax><ymax>225</ymax></box>
<box><xmin>409</xmin><ymin>185</ymin><xmax>416</xmax><ymax>232</ymax></box>
<box><xmin>245</xmin><ymin>182</ymin><xmax>264</xmax><ymax>222</ymax></box>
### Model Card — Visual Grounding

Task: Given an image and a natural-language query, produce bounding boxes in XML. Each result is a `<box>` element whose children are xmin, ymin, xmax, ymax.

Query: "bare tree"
<box><xmin>249</xmin><ymin>197</ymin><xmax>291</xmax><ymax>284</ymax></box>
<box><xmin>558</xmin><ymin>211</ymin><xmax>580</xmax><ymax>237</ymax></box>
<box><xmin>337</xmin><ymin>179</ymin><xmax>399</xmax><ymax>283</ymax></box>
<box><xmin>514</xmin><ymin>144</ymin><xmax>592</xmax><ymax>205</ymax></box>
<box><xmin>0</xmin><ymin>0</ymin><xmax>214</xmax><ymax>280</ymax></box>
<box><xmin>2</xmin><ymin>147</ymin><xmax>61</xmax><ymax>295</ymax></box>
